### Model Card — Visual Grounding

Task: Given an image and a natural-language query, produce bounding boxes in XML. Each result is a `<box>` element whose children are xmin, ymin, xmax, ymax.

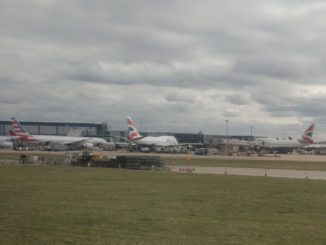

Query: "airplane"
<box><xmin>126</xmin><ymin>116</ymin><xmax>179</xmax><ymax>147</ymax></box>
<box><xmin>10</xmin><ymin>117</ymin><xmax>114</xmax><ymax>150</ymax></box>
<box><xmin>253</xmin><ymin>123</ymin><xmax>315</xmax><ymax>154</ymax></box>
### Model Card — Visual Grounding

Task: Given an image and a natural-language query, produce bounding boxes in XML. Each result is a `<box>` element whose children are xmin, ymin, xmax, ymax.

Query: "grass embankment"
<box><xmin>163</xmin><ymin>157</ymin><xmax>326</xmax><ymax>171</ymax></box>
<box><xmin>0</xmin><ymin>165</ymin><xmax>326</xmax><ymax>244</ymax></box>
<box><xmin>0</xmin><ymin>151</ymin><xmax>65</xmax><ymax>165</ymax></box>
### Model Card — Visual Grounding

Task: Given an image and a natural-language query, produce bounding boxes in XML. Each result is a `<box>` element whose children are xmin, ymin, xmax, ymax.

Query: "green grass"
<box><xmin>0</xmin><ymin>151</ymin><xmax>65</xmax><ymax>165</ymax></box>
<box><xmin>163</xmin><ymin>157</ymin><xmax>326</xmax><ymax>171</ymax></box>
<box><xmin>0</xmin><ymin>165</ymin><xmax>326</xmax><ymax>244</ymax></box>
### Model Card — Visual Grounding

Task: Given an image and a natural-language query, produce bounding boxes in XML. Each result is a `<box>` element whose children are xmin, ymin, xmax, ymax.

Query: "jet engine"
<box><xmin>82</xmin><ymin>142</ymin><xmax>94</xmax><ymax>149</ymax></box>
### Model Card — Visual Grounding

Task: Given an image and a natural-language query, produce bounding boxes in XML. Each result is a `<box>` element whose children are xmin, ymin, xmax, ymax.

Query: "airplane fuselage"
<box><xmin>254</xmin><ymin>138</ymin><xmax>307</xmax><ymax>153</ymax></box>
<box><xmin>132</xmin><ymin>136</ymin><xmax>178</xmax><ymax>147</ymax></box>
<box><xmin>17</xmin><ymin>134</ymin><xmax>108</xmax><ymax>147</ymax></box>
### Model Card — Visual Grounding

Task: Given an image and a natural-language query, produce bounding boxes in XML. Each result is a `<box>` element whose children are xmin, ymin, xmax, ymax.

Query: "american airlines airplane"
<box><xmin>127</xmin><ymin>116</ymin><xmax>179</xmax><ymax>147</ymax></box>
<box><xmin>10</xmin><ymin>117</ymin><xmax>112</xmax><ymax>150</ymax></box>
<box><xmin>254</xmin><ymin>123</ymin><xmax>315</xmax><ymax>153</ymax></box>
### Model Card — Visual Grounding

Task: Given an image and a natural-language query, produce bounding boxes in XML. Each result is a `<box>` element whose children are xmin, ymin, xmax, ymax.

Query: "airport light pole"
<box><xmin>225</xmin><ymin>120</ymin><xmax>229</xmax><ymax>154</ymax></box>
<box><xmin>225</xmin><ymin>120</ymin><xmax>229</xmax><ymax>140</ymax></box>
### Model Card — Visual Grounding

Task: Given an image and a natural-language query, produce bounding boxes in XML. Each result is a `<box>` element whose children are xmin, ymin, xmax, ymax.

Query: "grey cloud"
<box><xmin>66</xmin><ymin>61</ymin><xmax>228</xmax><ymax>88</ymax></box>
<box><xmin>265</xmin><ymin>98</ymin><xmax>326</xmax><ymax>118</ymax></box>
<box><xmin>165</xmin><ymin>92</ymin><xmax>197</xmax><ymax>103</ymax></box>
<box><xmin>250</xmin><ymin>86</ymin><xmax>326</xmax><ymax>122</ymax></box>
<box><xmin>233</xmin><ymin>59</ymin><xmax>300</xmax><ymax>79</ymax></box>
<box><xmin>226</xmin><ymin>94</ymin><xmax>251</xmax><ymax>105</ymax></box>
<box><xmin>223</xmin><ymin>109</ymin><xmax>240</xmax><ymax>118</ymax></box>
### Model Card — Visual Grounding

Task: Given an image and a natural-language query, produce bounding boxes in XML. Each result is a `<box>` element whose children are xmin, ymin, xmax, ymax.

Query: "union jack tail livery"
<box><xmin>300</xmin><ymin>122</ymin><xmax>315</xmax><ymax>144</ymax></box>
<box><xmin>126</xmin><ymin>116</ymin><xmax>142</xmax><ymax>141</ymax></box>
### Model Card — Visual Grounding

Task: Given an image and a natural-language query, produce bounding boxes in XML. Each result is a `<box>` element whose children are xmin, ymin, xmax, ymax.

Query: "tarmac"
<box><xmin>169</xmin><ymin>165</ymin><xmax>326</xmax><ymax>180</ymax></box>
<box><xmin>108</xmin><ymin>152</ymin><xmax>326</xmax><ymax>162</ymax></box>
<box><xmin>105</xmin><ymin>152</ymin><xmax>326</xmax><ymax>162</ymax></box>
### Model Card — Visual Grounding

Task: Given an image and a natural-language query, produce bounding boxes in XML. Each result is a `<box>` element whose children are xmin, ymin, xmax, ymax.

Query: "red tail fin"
<box><xmin>10</xmin><ymin>117</ymin><xmax>36</xmax><ymax>142</ymax></box>
<box><xmin>300</xmin><ymin>123</ymin><xmax>315</xmax><ymax>144</ymax></box>
<box><xmin>126</xmin><ymin>116</ymin><xmax>142</xmax><ymax>141</ymax></box>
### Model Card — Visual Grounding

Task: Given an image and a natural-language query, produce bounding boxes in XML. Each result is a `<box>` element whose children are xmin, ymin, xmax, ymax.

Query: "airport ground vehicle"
<box><xmin>194</xmin><ymin>148</ymin><xmax>208</xmax><ymax>155</ymax></box>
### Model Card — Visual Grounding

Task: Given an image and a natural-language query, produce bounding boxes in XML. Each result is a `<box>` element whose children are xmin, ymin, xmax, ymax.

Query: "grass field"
<box><xmin>163</xmin><ymin>156</ymin><xmax>326</xmax><ymax>171</ymax></box>
<box><xmin>1</xmin><ymin>165</ymin><xmax>326</xmax><ymax>244</ymax></box>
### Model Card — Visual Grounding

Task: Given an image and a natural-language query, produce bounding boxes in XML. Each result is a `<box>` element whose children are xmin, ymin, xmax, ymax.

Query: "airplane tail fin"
<box><xmin>300</xmin><ymin>122</ymin><xmax>315</xmax><ymax>144</ymax></box>
<box><xmin>126</xmin><ymin>116</ymin><xmax>142</xmax><ymax>141</ymax></box>
<box><xmin>10</xmin><ymin>117</ymin><xmax>30</xmax><ymax>136</ymax></box>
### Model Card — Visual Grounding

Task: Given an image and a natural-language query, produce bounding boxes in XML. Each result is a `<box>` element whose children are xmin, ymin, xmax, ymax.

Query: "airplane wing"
<box><xmin>179</xmin><ymin>142</ymin><xmax>204</xmax><ymax>147</ymax></box>
<box><xmin>107</xmin><ymin>135</ymin><xmax>133</xmax><ymax>144</ymax></box>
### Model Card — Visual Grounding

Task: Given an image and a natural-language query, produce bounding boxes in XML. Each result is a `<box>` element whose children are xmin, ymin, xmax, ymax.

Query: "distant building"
<box><xmin>0</xmin><ymin>120</ymin><xmax>102</xmax><ymax>137</ymax></box>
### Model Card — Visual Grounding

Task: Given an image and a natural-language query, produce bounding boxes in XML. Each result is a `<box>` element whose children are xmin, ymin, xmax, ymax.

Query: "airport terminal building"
<box><xmin>0</xmin><ymin>120</ymin><xmax>102</xmax><ymax>137</ymax></box>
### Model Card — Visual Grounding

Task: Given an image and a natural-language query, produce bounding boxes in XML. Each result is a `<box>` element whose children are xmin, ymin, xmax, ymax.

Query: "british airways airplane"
<box><xmin>254</xmin><ymin>123</ymin><xmax>315</xmax><ymax>153</ymax></box>
<box><xmin>126</xmin><ymin>116</ymin><xmax>179</xmax><ymax>147</ymax></box>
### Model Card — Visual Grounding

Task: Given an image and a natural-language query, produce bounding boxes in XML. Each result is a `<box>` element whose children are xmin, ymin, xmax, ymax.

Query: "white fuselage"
<box><xmin>20</xmin><ymin>134</ymin><xmax>108</xmax><ymax>147</ymax></box>
<box><xmin>254</xmin><ymin>138</ymin><xmax>306</xmax><ymax>152</ymax></box>
<box><xmin>133</xmin><ymin>136</ymin><xmax>179</xmax><ymax>147</ymax></box>
<box><xmin>304</xmin><ymin>143</ymin><xmax>326</xmax><ymax>149</ymax></box>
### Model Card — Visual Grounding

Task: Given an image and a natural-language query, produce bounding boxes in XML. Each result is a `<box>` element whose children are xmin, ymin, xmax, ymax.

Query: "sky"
<box><xmin>1</xmin><ymin>0</ymin><xmax>326</xmax><ymax>139</ymax></box>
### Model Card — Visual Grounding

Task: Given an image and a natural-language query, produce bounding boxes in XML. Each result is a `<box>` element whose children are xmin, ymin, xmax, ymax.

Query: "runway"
<box><xmin>169</xmin><ymin>166</ymin><xmax>326</xmax><ymax>180</ymax></box>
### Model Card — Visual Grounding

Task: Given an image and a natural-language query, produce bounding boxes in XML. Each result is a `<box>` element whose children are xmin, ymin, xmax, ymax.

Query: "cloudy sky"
<box><xmin>1</xmin><ymin>0</ymin><xmax>326</xmax><ymax>139</ymax></box>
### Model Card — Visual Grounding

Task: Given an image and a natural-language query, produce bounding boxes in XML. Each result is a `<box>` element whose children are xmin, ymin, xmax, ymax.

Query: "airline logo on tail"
<box><xmin>127</xmin><ymin>116</ymin><xmax>142</xmax><ymax>141</ymax></box>
<box><xmin>11</xmin><ymin>117</ymin><xmax>30</xmax><ymax>136</ymax></box>
<box><xmin>300</xmin><ymin>122</ymin><xmax>315</xmax><ymax>144</ymax></box>
<box><xmin>10</xmin><ymin>117</ymin><xmax>37</xmax><ymax>142</ymax></box>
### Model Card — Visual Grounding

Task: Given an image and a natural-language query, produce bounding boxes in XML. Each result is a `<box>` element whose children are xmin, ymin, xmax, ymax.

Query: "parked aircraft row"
<box><xmin>2</xmin><ymin>117</ymin><xmax>184</xmax><ymax>150</ymax></box>
<box><xmin>0</xmin><ymin>116</ymin><xmax>316</xmax><ymax>154</ymax></box>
